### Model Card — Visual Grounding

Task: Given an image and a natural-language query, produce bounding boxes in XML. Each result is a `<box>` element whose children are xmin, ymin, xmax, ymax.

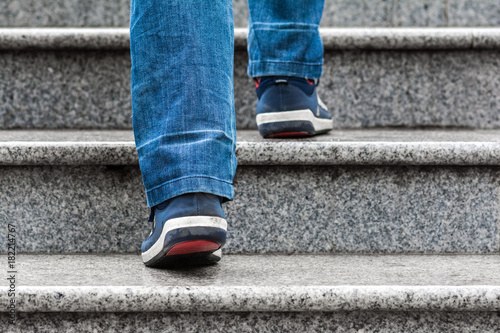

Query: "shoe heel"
<box><xmin>258</xmin><ymin>120</ymin><xmax>315</xmax><ymax>138</ymax></box>
<box><xmin>142</xmin><ymin>216</ymin><xmax>227</xmax><ymax>268</ymax></box>
<box><xmin>166</xmin><ymin>240</ymin><xmax>220</xmax><ymax>256</ymax></box>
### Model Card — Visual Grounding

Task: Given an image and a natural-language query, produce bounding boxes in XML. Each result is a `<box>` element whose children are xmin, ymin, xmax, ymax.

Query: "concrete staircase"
<box><xmin>1</xmin><ymin>1</ymin><xmax>500</xmax><ymax>332</ymax></box>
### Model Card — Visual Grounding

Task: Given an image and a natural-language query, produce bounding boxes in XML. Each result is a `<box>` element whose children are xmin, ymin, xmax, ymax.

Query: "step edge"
<box><xmin>2</xmin><ymin>285</ymin><xmax>499</xmax><ymax>312</ymax></box>
<box><xmin>2</xmin><ymin>140</ymin><xmax>500</xmax><ymax>166</ymax></box>
<box><xmin>1</xmin><ymin>27</ymin><xmax>500</xmax><ymax>50</ymax></box>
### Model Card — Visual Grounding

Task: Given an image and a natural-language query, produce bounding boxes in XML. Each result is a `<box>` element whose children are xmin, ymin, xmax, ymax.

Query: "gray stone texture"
<box><xmin>3</xmin><ymin>283</ymin><xmax>500</xmax><ymax>312</ymax></box>
<box><xmin>5</xmin><ymin>129</ymin><xmax>500</xmax><ymax>166</ymax></box>
<box><xmin>1</xmin><ymin>48</ymin><xmax>500</xmax><ymax>129</ymax></box>
<box><xmin>321</xmin><ymin>49</ymin><xmax>500</xmax><ymax>129</ymax></box>
<box><xmin>2</xmin><ymin>255</ymin><xmax>500</xmax><ymax>314</ymax></box>
<box><xmin>1</xmin><ymin>0</ymin><xmax>500</xmax><ymax>27</ymax></box>
<box><xmin>0</xmin><ymin>28</ymin><xmax>130</xmax><ymax>50</ymax></box>
<box><xmin>6</xmin><ymin>254</ymin><xmax>500</xmax><ymax>287</ymax></box>
<box><xmin>321</xmin><ymin>0</ymin><xmax>500</xmax><ymax>28</ymax></box>
<box><xmin>4</xmin><ymin>28</ymin><xmax>500</xmax><ymax>51</ymax></box>
<box><xmin>3</xmin><ymin>311</ymin><xmax>500</xmax><ymax>333</ymax></box>
<box><xmin>0</xmin><ymin>0</ymin><xmax>131</xmax><ymax>28</ymax></box>
<box><xmin>1</xmin><ymin>255</ymin><xmax>500</xmax><ymax>332</ymax></box>
<box><xmin>319</xmin><ymin>28</ymin><xmax>500</xmax><ymax>50</ymax></box>
<box><xmin>0</xmin><ymin>164</ymin><xmax>498</xmax><ymax>253</ymax></box>
<box><xmin>0</xmin><ymin>50</ymin><xmax>133</xmax><ymax>129</ymax></box>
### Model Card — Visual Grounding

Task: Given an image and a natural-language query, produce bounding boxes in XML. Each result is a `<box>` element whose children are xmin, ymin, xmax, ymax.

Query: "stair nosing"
<box><xmin>1</xmin><ymin>27</ymin><xmax>499</xmax><ymax>50</ymax></box>
<box><xmin>1</xmin><ymin>129</ymin><xmax>500</xmax><ymax>166</ymax></box>
<box><xmin>2</xmin><ymin>285</ymin><xmax>499</xmax><ymax>312</ymax></box>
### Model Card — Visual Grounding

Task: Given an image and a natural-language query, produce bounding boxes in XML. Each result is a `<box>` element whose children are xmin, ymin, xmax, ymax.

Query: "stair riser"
<box><xmin>1</xmin><ymin>165</ymin><xmax>498</xmax><ymax>253</ymax></box>
<box><xmin>2</xmin><ymin>0</ymin><xmax>500</xmax><ymax>27</ymax></box>
<box><xmin>1</xmin><ymin>49</ymin><xmax>499</xmax><ymax>129</ymax></box>
<box><xmin>1</xmin><ymin>311</ymin><xmax>499</xmax><ymax>333</ymax></box>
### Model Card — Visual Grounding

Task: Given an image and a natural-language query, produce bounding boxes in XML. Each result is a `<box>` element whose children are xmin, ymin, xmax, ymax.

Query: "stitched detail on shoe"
<box><xmin>248</xmin><ymin>60</ymin><xmax>323</xmax><ymax>66</ymax></box>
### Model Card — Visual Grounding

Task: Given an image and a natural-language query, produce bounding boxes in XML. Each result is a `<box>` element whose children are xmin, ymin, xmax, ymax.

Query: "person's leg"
<box><xmin>247</xmin><ymin>0</ymin><xmax>325</xmax><ymax>79</ymax></box>
<box><xmin>131</xmin><ymin>0</ymin><xmax>236</xmax><ymax>206</ymax></box>
<box><xmin>130</xmin><ymin>0</ymin><xmax>236</xmax><ymax>267</ymax></box>
<box><xmin>247</xmin><ymin>0</ymin><xmax>332</xmax><ymax>138</ymax></box>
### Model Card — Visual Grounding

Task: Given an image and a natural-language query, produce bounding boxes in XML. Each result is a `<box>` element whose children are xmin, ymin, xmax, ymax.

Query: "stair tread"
<box><xmin>1</xmin><ymin>254</ymin><xmax>499</xmax><ymax>312</ymax></box>
<box><xmin>6</xmin><ymin>253</ymin><xmax>500</xmax><ymax>287</ymax></box>
<box><xmin>2</xmin><ymin>129</ymin><xmax>500</xmax><ymax>165</ymax></box>
<box><xmin>4</xmin><ymin>128</ymin><xmax>500</xmax><ymax>142</ymax></box>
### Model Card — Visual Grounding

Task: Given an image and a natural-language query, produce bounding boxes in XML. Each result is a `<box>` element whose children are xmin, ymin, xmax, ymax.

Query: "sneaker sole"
<box><xmin>142</xmin><ymin>216</ymin><xmax>227</xmax><ymax>268</ymax></box>
<box><xmin>147</xmin><ymin>248</ymin><xmax>223</xmax><ymax>268</ymax></box>
<box><xmin>256</xmin><ymin>109</ymin><xmax>333</xmax><ymax>138</ymax></box>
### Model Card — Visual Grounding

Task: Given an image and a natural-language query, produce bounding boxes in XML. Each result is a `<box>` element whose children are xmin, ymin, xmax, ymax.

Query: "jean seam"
<box><xmin>249</xmin><ymin>60</ymin><xmax>323</xmax><ymax>66</ymax></box>
<box><xmin>250</xmin><ymin>22</ymin><xmax>319</xmax><ymax>28</ymax></box>
<box><xmin>146</xmin><ymin>175</ymin><xmax>233</xmax><ymax>193</ymax></box>
<box><xmin>251</xmin><ymin>28</ymin><xmax>319</xmax><ymax>32</ymax></box>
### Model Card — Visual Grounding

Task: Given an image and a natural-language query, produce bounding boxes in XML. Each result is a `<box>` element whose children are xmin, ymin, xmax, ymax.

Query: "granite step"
<box><xmin>0</xmin><ymin>129</ymin><xmax>499</xmax><ymax>254</ymax></box>
<box><xmin>1</xmin><ymin>28</ymin><xmax>500</xmax><ymax>130</ymax></box>
<box><xmin>1</xmin><ymin>254</ymin><xmax>500</xmax><ymax>332</ymax></box>
<box><xmin>2</xmin><ymin>0</ymin><xmax>500</xmax><ymax>28</ymax></box>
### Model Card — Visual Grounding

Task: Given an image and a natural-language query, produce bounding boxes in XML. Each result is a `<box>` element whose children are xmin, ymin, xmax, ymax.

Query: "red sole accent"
<box><xmin>267</xmin><ymin>132</ymin><xmax>311</xmax><ymax>138</ymax></box>
<box><xmin>166</xmin><ymin>240</ymin><xmax>220</xmax><ymax>256</ymax></box>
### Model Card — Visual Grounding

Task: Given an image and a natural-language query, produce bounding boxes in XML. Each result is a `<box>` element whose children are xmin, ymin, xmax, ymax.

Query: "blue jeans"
<box><xmin>130</xmin><ymin>0</ymin><xmax>325</xmax><ymax>207</ymax></box>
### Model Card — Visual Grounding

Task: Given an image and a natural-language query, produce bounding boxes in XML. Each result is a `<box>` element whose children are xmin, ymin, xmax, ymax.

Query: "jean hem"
<box><xmin>247</xmin><ymin>61</ymin><xmax>323</xmax><ymax>79</ymax></box>
<box><xmin>146</xmin><ymin>176</ymin><xmax>234</xmax><ymax>207</ymax></box>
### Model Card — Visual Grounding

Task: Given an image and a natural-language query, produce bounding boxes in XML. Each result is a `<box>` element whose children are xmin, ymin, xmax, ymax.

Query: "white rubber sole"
<box><xmin>256</xmin><ymin>109</ymin><xmax>333</xmax><ymax>132</ymax></box>
<box><xmin>141</xmin><ymin>216</ymin><xmax>227</xmax><ymax>263</ymax></box>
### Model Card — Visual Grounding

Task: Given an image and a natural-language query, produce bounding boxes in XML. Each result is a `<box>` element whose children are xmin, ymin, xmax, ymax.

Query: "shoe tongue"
<box><xmin>256</xmin><ymin>76</ymin><xmax>313</xmax><ymax>98</ymax></box>
<box><xmin>259</xmin><ymin>76</ymin><xmax>286</xmax><ymax>84</ymax></box>
<box><xmin>261</xmin><ymin>76</ymin><xmax>310</xmax><ymax>84</ymax></box>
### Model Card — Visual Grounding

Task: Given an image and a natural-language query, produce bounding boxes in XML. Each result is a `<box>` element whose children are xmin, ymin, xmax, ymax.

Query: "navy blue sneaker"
<box><xmin>255</xmin><ymin>76</ymin><xmax>333</xmax><ymax>138</ymax></box>
<box><xmin>141</xmin><ymin>193</ymin><xmax>227</xmax><ymax>268</ymax></box>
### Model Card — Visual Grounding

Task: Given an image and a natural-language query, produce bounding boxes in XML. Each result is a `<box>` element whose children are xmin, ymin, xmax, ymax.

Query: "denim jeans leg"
<box><xmin>247</xmin><ymin>0</ymin><xmax>325</xmax><ymax>79</ymax></box>
<box><xmin>130</xmin><ymin>0</ymin><xmax>237</xmax><ymax>207</ymax></box>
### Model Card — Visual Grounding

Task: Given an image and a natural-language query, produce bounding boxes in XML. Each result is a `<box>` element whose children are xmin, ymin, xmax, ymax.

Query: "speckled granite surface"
<box><xmin>1</xmin><ymin>0</ymin><xmax>500</xmax><ymax>27</ymax></box>
<box><xmin>0</xmin><ymin>0</ymin><xmax>131</xmax><ymax>27</ymax></box>
<box><xmin>3</xmin><ymin>285</ymin><xmax>500</xmax><ymax>312</ymax></box>
<box><xmin>0</xmin><ymin>28</ymin><xmax>129</xmax><ymax>50</ymax></box>
<box><xmin>319</xmin><ymin>0</ymin><xmax>500</xmax><ymax>28</ymax></box>
<box><xmin>2</xmin><ymin>311</ymin><xmax>500</xmax><ymax>333</ymax></box>
<box><xmin>1</xmin><ymin>255</ymin><xmax>500</xmax><ymax>313</ymax></box>
<box><xmin>321</xmin><ymin>48</ymin><xmax>500</xmax><ymax>129</ymax></box>
<box><xmin>3</xmin><ymin>129</ymin><xmax>500</xmax><ymax>166</ymax></box>
<box><xmin>320</xmin><ymin>28</ymin><xmax>500</xmax><ymax>50</ymax></box>
<box><xmin>0</xmin><ymin>50</ymin><xmax>132</xmax><ymax>129</ymax></box>
<box><xmin>6</xmin><ymin>254</ymin><xmax>500</xmax><ymax>286</ymax></box>
<box><xmin>2</xmin><ymin>28</ymin><xmax>500</xmax><ymax>50</ymax></box>
<box><xmin>0</xmin><ymin>164</ymin><xmax>497</xmax><ymax>253</ymax></box>
<box><xmin>1</xmin><ymin>47</ymin><xmax>500</xmax><ymax>129</ymax></box>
